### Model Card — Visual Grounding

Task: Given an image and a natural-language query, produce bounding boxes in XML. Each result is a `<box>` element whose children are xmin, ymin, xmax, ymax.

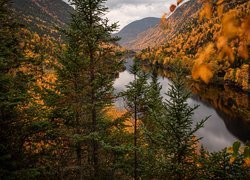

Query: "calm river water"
<box><xmin>113</xmin><ymin>58</ymin><xmax>250</xmax><ymax>152</ymax></box>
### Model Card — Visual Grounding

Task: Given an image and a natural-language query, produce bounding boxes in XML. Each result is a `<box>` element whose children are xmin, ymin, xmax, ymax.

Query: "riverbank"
<box><xmin>138</xmin><ymin>58</ymin><xmax>250</xmax><ymax>93</ymax></box>
<box><xmin>114</xmin><ymin>57</ymin><xmax>250</xmax><ymax>151</ymax></box>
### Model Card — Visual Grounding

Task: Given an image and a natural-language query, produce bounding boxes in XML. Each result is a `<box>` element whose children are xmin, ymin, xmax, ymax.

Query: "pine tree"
<box><xmin>45</xmin><ymin>0</ymin><xmax>121</xmax><ymax>178</ymax></box>
<box><xmin>121</xmin><ymin>60</ymin><xmax>149</xmax><ymax>179</ymax></box>
<box><xmin>145</xmin><ymin>67</ymin><xmax>208</xmax><ymax>179</ymax></box>
<box><xmin>140</xmin><ymin>66</ymin><xmax>165</xmax><ymax>178</ymax></box>
<box><xmin>143</xmin><ymin>66</ymin><xmax>164</xmax><ymax>128</ymax></box>
<box><xmin>0</xmin><ymin>0</ymin><xmax>34</xmax><ymax>178</ymax></box>
<box><xmin>198</xmin><ymin>142</ymin><xmax>250</xmax><ymax>179</ymax></box>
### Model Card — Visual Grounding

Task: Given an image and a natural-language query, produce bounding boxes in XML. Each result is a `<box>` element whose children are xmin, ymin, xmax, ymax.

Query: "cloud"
<box><xmin>63</xmin><ymin>0</ymin><xmax>177</xmax><ymax>31</ymax></box>
<box><xmin>105</xmin><ymin>0</ymin><xmax>177</xmax><ymax>31</ymax></box>
<box><xmin>106</xmin><ymin>0</ymin><xmax>161</xmax><ymax>9</ymax></box>
<box><xmin>62</xmin><ymin>0</ymin><xmax>70</xmax><ymax>4</ymax></box>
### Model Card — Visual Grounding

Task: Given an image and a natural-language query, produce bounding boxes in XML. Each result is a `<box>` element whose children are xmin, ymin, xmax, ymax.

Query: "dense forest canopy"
<box><xmin>0</xmin><ymin>0</ymin><xmax>249</xmax><ymax>179</ymax></box>
<box><xmin>137</xmin><ymin>0</ymin><xmax>250</xmax><ymax>91</ymax></box>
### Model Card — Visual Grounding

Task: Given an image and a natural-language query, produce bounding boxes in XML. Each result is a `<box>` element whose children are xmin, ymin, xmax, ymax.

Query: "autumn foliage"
<box><xmin>170</xmin><ymin>4</ymin><xmax>177</xmax><ymax>12</ymax></box>
<box><xmin>137</xmin><ymin>0</ymin><xmax>250</xmax><ymax>90</ymax></box>
<box><xmin>177</xmin><ymin>0</ymin><xmax>184</xmax><ymax>6</ymax></box>
<box><xmin>1</xmin><ymin>0</ymin><xmax>249</xmax><ymax>179</ymax></box>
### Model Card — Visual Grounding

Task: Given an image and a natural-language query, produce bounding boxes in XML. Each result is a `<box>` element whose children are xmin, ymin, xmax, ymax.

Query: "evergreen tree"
<box><xmin>121</xmin><ymin>60</ymin><xmax>149</xmax><ymax>179</ymax></box>
<box><xmin>0</xmin><ymin>0</ymin><xmax>35</xmax><ymax>178</ymax></box>
<box><xmin>198</xmin><ymin>142</ymin><xmax>250</xmax><ymax>179</ymax></box>
<box><xmin>145</xmin><ymin>67</ymin><xmax>208</xmax><ymax>179</ymax></box>
<box><xmin>143</xmin><ymin>66</ymin><xmax>164</xmax><ymax>128</ymax></box>
<box><xmin>45</xmin><ymin>0</ymin><xmax>122</xmax><ymax>178</ymax></box>
<box><xmin>141</xmin><ymin>66</ymin><xmax>165</xmax><ymax>178</ymax></box>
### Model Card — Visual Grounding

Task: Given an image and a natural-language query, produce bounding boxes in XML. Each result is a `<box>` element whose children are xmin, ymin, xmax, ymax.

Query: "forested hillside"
<box><xmin>12</xmin><ymin>0</ymin><xmax>73</xmax><ymax>37</ymax></box>
<box><xmin>0</xmin><ymin>0</ymin><xmax>249</xmax><ymax>179</ymax></box>
<box><xmin>124</xmin><ymin>0</ymin><xmax>203</xmax><ymax>50</ymax></box>
<box><xmin>5</xmin><ymin>0</ymin><xmax>74</xmax><ymax>97</ymax></box>
<box><xmin>137</xmin><ymin>0</ymin><xmax>250</xmax><ymax>90</ymax></box>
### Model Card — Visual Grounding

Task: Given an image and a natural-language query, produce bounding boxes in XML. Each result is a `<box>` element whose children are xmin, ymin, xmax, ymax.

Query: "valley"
<box><xmin>0</xmin><ymin>0</ymin><xmax>249</xmax><ymax>179</ymax></box>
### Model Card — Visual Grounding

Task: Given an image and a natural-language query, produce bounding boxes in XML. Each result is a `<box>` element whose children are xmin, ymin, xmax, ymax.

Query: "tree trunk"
<box><xmin>75</xmin><ymin>107</ymin><xmax>83</xmax><ymax>180</ymax></box>
<box><xmin>134</xmin><ymin>73</ymin><xmax>138</xmax><ymax>180</ymax></box>
<box><xmin>90</xmin><ymin>50</ymin><xmax>99</xmax><ymax>177</ymax></box>
<box><xmin>76</xmin><ymin>142</ymin><xmax>83</xmax><ymax>180</ymax></box>
<box><xmin>92</xmin><ymin>104</ymin><xmax>99</xmax><ymax>177</ymax></box>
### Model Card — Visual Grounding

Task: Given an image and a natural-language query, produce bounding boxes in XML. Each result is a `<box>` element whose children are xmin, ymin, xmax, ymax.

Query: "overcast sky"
<box><xmin>63</xmin><ymin>0</ymin><xmax>177</xmax><ymax>31</ymax></box>
<box><xmin>105</xmin><ymin>0</ymin><xmax>177</xmax><ymax>31</ymax></box>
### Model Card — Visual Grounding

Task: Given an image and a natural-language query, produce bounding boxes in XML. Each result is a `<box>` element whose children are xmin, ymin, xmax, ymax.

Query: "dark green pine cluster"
<box><xmin>0</xmin><ymin>0</ymin><xmax>35</xmax><ymax>178</ymax></box>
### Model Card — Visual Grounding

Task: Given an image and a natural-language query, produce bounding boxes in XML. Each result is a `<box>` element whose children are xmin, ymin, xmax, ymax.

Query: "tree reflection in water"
<box><xmin>114</xmin><ymin>59</ymin><xmax>250</xmax><ymax>151</ymax></box>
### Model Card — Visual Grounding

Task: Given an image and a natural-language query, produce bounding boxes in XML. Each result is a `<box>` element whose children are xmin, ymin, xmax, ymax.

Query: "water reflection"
<box><xmin>113</xmin><ymin>58</ymin><xmax>250</xmax><ymax>152</ymax></box>
<box><xmin>189</xmin><ymin>84</ymin><xmax>250</xmax><ymax>146</ymax></box>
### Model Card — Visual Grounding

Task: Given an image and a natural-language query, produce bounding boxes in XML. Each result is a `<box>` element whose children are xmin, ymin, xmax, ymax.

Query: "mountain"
<box><xmin>137</xmin><ymin>0</ymin><xmax>249</xmax><ymax>90</ymax></box>
<box><xmin>128</xmin><ymin>0</ymin><xmax>249</xmax><ymax>52</ymax></box>
<box><xmin>12</xmin><ymin>0</ymin><xmax>73</xmax><ymax>38</ymax></box>
<box><xmin>122</xmin><ymin>0</ymin><xmax>202</xmax><ymax>50</ymax></box>
<box><xmin>114</xmin><ymin>17</ymin><xmax>160</xmax><ymax>48</ymax></box>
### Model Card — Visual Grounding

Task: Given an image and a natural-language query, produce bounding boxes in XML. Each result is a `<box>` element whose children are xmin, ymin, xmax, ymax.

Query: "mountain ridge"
<box><xmin>137</xmin><ymin>0</ymin><xmax>249</xmax><ymax>90</ymax></box>
<box><xmin>12</xmin><ymin>0</ymin><xmax>73</xmax><ymax>38</ymax></box>
<box><xmin>121</xmin><ymin>0</ymin><xmax>202</xmax><ymax>50</ymax></box>
<box><xmin>114</xmin><ymin>17</ymin><xmax>161</xmax><ymax>48</ymax></box>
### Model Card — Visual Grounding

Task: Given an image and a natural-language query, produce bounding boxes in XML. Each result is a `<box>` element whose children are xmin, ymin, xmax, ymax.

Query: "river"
<box><xmin>113</xmin><ymin>58</ymin><xmax>250</xmax><ymax>152</ymax></box>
